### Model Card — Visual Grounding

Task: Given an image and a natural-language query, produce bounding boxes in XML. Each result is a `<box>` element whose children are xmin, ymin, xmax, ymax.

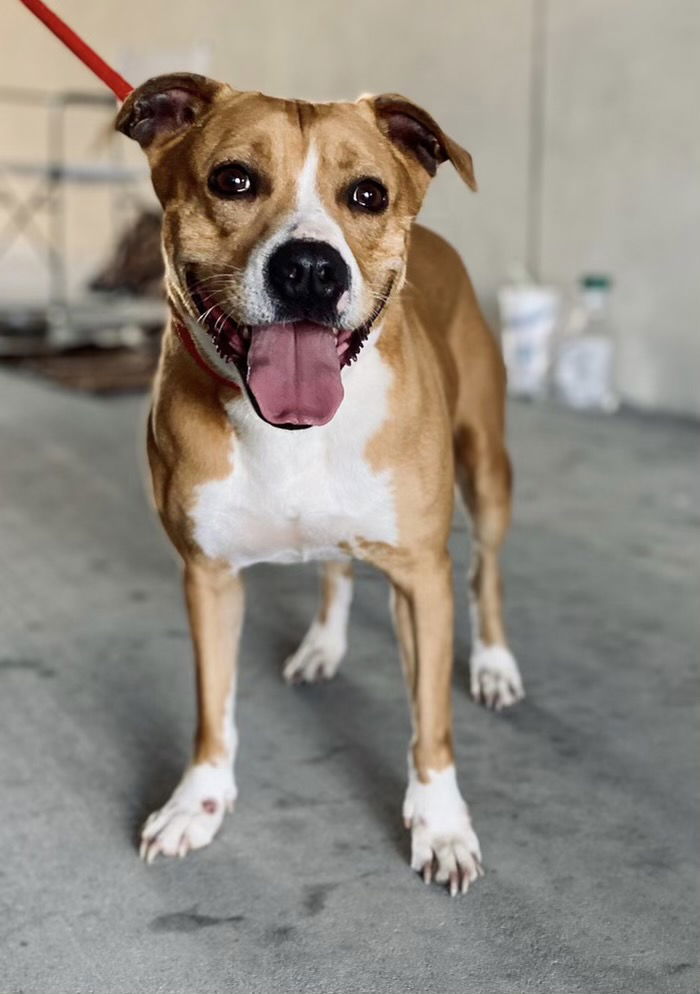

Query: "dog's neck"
<box><xmin>170</xmin><ymin>314</ymin><xmax>241</xmax><ymax>393</ymax></box>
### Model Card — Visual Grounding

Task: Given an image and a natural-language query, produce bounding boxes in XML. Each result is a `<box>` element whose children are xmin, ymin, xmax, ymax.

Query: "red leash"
<box><xmin>17</xmin><ymin>0</ymin><xmax>133</xmax><ymax>100</ymax></box>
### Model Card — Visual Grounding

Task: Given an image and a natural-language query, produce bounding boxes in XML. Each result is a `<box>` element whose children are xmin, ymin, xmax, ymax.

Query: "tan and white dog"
<box><xmin>116</xmin><ymin>73</ymin><xmax>524</xmax><ymax>896</ymax></box>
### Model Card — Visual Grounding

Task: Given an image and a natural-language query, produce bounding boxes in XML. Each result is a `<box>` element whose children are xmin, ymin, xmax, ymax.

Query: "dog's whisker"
<box><xmin>189</xmin><ymin>276</ymin><xmax>237</xmax><ymax>292</ymax></box>
<box><xmin>196</xmin><ymin>302</ymin><xmax>221</xmax><ymax>327</ymax></box>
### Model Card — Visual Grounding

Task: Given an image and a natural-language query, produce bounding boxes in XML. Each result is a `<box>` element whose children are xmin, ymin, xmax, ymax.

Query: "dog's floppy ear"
<box><xmin>365</xmin><ymin>93</ymin><xmax>476</xmax><ymax>191</ymax></box>
<box><xmin>115</xmin><ymin>72</ymin><xmax>227</xmax><ymax>149</ymax></box>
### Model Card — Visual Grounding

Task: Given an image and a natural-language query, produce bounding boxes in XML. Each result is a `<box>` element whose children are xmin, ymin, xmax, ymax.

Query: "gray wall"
<box><xmin>3</xmin><ymin>0</ymin><xmax>698</xmax><ymax>414</ymax></box>
<box><xmin>538</xmin><ymin>0</ymin><xmax>700</xmax><ymax>415</ymax></box>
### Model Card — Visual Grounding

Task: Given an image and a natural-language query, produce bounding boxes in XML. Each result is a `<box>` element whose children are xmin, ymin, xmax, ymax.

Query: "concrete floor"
<box><xmin>0</xmin><ymin>368</ymin><xmax>698</xmax><ymax>994</ymax></box>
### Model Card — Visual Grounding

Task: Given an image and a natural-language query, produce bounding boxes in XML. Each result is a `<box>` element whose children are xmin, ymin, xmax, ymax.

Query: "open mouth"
<box><xmin>185</xmin><ymin>274</ymin><xmax>392</xmax><ymax>429</ymax></box>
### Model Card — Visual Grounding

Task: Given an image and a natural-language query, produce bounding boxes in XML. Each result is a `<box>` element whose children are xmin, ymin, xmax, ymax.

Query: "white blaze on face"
<box><xmin>244</xmin><ymin>142</ymin><xmax>366</xmax><ymax>327</ymax></box>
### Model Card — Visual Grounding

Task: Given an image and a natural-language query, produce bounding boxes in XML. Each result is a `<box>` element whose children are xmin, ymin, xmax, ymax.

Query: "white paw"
<box><xmin>403</xmin><ymin>765</ymin><xmax>483</xmax><ymax>896</ymax></box>
<box><xmin>140</xmin><ymin>763</ymin><xmax>236</xmax><ymax>863</ymax></box>
<box><xmin>283</xmin><ymin>621</ymin><xmax>346</xmax><ymax>683</ymax></box>
<box><xmin>470</xmin><ymin>643</ymin><xmax>524</xmax><ymax>710</ymax></box>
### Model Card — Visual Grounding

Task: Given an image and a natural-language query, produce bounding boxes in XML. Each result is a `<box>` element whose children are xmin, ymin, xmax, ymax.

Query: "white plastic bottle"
<box><xmin>554</xmin><ymin>275</ymin><xmax>618</xmax><ymax>412</ymax></box>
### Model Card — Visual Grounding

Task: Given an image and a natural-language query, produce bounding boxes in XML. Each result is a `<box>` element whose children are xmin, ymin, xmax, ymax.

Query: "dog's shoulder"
<box><xmin>147</xmin><ymin>329</ymin><xmax>236</xmax><ymax>548</ymax></box>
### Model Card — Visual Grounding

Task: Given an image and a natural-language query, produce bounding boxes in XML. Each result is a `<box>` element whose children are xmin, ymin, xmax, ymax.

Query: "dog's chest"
<box><xmin>189</xmin><ymin>346</ymin><xmax>398</xmax><ymax>569</ymax></box>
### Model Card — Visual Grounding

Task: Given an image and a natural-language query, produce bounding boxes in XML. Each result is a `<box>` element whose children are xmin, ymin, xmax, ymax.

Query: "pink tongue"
<box><xmin>246</xmin><ymin>322</ymin><xmax>344</xmax><ymax>426</ymax></box>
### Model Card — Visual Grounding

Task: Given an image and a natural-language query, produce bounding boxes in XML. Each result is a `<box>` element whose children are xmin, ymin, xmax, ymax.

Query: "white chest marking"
<box><xmin>190</xmin><ymin>337</ymin><xmax>397</xmax><ymax>570</ymax></box>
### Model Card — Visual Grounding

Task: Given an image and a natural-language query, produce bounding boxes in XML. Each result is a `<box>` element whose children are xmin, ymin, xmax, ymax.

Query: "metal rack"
<box><xmin>0</xmin><ymin>86</ymin><xmax>165</xmax><ymax>351</ymax></box>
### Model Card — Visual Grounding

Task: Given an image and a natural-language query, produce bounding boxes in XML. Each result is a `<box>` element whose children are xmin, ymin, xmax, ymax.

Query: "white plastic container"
<box><xmin>498</xmin><ymin>284</ymin><xmax>560</xmax><ymax>399</ymax></box>
<box><xmin>554</xmin><ymin>275</ymin><xmax>618</xmax><ymax>412</ymax></box>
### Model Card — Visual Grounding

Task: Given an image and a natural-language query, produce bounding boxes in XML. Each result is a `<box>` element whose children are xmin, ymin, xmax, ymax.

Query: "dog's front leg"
<box><xmin>388</xmin><ymin>552</ymin><xmax>483</xmax><ymax>895</ymax></box>
<box><xmin>140</xmin><ymin>560</ymin><xmax>243</xmax><ymax>862</ymax></box>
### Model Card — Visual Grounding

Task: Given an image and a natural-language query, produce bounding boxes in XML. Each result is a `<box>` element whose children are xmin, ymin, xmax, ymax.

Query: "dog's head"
<box><xmin>117</xmin><ymin>74</ymin><xmax>475</xmax><ymax>428</ymax></box>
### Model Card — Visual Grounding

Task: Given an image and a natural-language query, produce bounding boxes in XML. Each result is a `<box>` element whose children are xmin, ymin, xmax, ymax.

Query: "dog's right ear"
<box><xmin>115</xmin><ymin>72</ymin><xmax>228</xmax><ymax>150</ymax></box>
<box><xmin>361</xmin><ymin>93</ymin><xmax>477</xmax><ymax>192</ymax></box>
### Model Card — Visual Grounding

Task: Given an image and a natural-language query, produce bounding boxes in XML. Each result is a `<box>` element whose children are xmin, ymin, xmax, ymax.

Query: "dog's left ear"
<box><xmin>363</xmin><ymin>93</ymin><xmax>477</xmax><ymax>191</ymax></box>
<box><xmin>115</xmin><ymin>72</ymin><xmax>229</xmax><ymax>150</ymax></box>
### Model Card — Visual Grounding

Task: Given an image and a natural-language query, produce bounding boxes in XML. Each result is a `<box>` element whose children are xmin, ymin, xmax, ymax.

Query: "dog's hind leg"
<box><xmin>140</xmin><ymin>560</ymin><xmax>244</xmax><ymax>862</ymax></box>
<box><xmin>454</xmin><ymin>422</ymin><xmax>524</xmax><ymax>710</ymax></box>
<box><xmin>284</xmin><ymin>561</ymin><xmax>353</xmax><ymax>683</ymax></box>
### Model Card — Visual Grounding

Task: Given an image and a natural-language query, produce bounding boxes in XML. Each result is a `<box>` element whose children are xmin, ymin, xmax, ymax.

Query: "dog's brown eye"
<box><xmin>208</xmin><ymin>163</ymin><xmax>255</xmax><ymax>198</ymax></box>
<box><xmin>348</xmin><ymin>179</ymin><xmax>388</xmax><ymax>214</ymax></box>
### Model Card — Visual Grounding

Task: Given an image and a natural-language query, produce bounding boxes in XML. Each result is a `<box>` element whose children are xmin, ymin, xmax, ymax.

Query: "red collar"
<box><xmin>171</xmin><ymin>318</ymin><xmax>241</xmax><ymax>392</ymax></box>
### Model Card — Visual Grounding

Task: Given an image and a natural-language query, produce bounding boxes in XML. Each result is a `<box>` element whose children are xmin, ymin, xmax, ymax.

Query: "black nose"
<box><xmin>267</xmin><ymin>239</ymin><xmax>350</xmax><ymax>315</ymax></box>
